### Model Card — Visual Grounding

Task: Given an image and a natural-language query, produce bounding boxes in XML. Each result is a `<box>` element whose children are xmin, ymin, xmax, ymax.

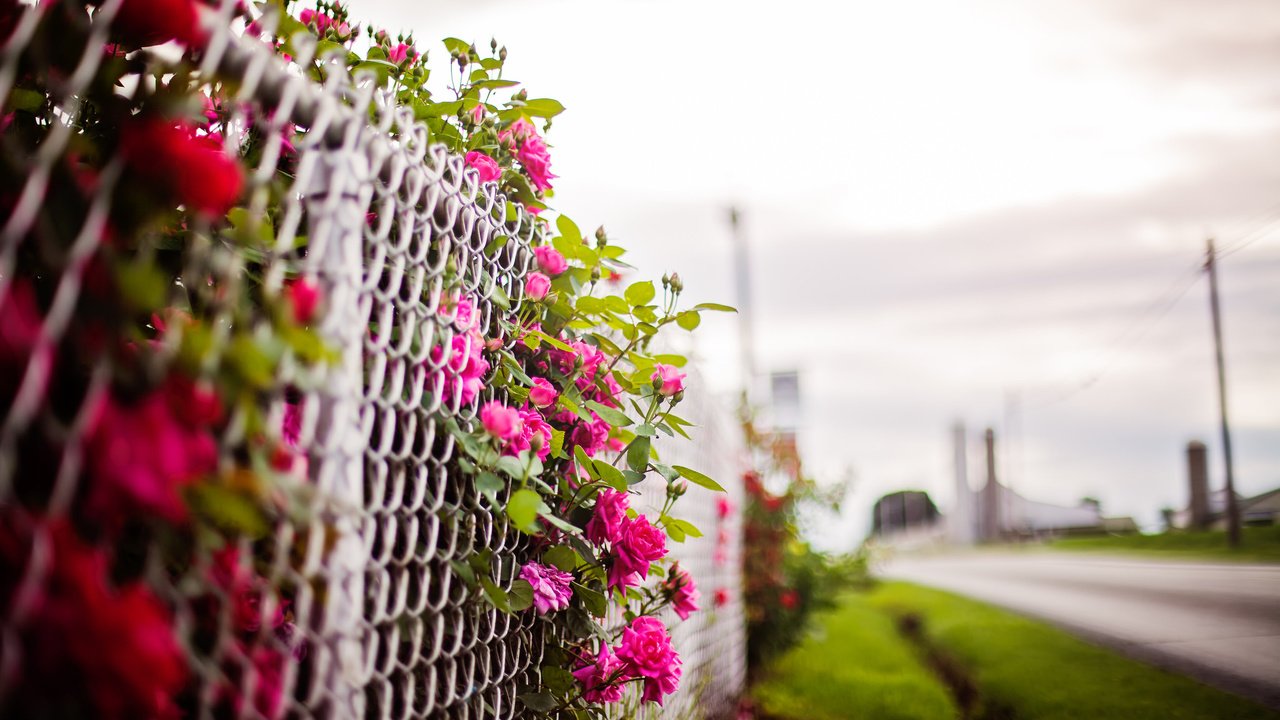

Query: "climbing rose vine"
<box><xmin>0</xmin><ymin>0</ymin><xmax>732</xmax><ymax>716</ymax></box>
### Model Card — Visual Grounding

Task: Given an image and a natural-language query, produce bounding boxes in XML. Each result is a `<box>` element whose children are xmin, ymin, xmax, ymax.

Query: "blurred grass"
<box><xmin>1045</xmin><ymin>525</ymin><xmax>1280</xmax><ymax>563</ymax></box>
<box><xmin>870</xmin><ymin>581</ymin><xmax>1280</xmax><ymax>720</ymax></box>
<box><xmin>752</xmin><ymin>591</ymin><xmax>959</xmax><ymax>720</ymax></box>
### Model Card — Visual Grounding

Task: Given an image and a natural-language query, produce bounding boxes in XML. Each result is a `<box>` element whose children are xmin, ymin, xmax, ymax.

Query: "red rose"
<box><xmin>120</xmin><ymin>116</ymin><xmax>243</xmax><ymax>218</ymax></box>
<box><xmin>4</xmin><ymin>519</ymin><xmax>186</xmax><ymax>718</ymax></box>
<box><xmin>108</xmin><ymin>0</ymin><xmax>203</xmax><ymax>48</ymax></box>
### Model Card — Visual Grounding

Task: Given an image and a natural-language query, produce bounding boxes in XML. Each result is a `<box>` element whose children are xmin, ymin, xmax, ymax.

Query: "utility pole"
<box><xmin>1205</xmin><ymin>238</ymin><xmax>1241</xmax><ymax>548</ymax></box>
<box><xmin>729</xmin><ymin>207</ymin><xmax>756</xmax><ymax>396</ymax></box>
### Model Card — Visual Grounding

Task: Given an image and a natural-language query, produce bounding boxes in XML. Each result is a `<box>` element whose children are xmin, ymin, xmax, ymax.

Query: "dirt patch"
<box><xmin>895</xmin><ymin>612</ymin><xmax>1017</xmax><ymax>720</ymax></box>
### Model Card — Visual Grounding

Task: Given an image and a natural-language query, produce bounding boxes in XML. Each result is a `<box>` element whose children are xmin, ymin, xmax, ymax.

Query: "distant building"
<box><xmin>950</xmin><ymin>427</ymin><xmax>1134</xmax><ymax>541</ymax></box>
<box><xmin>872</xmin><ymin>490</ymin><xmax>941</xmax><ymax>536</ymax></box>
<box><xmin>1172</xmin><ymin>487</ymin><xmax>1280</xmax><ymax>530</ymax></box>
<box><xmin>1171</xmin><ymin>440</ymin><xmax>1279</xmax><ymax>530</ymax></box>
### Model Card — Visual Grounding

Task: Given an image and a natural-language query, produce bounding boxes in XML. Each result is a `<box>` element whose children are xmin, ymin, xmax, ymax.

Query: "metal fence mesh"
<box><xmin>0</xmin><ymin>3</ymin><xmax>743</xmax><ymax>718</ymax></box>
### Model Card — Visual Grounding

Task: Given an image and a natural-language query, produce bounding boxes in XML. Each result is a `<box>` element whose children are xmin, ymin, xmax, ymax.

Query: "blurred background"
<box><xmin>359</xmin><ymin>0</ymin><xmax>1280</xmax><ymax>550</ymax></box>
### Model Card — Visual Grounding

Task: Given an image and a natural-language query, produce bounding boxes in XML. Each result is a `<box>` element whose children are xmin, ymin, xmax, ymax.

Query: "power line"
<box><xmin>1026</xmin><ymin>256</ymin><xmax>1204</xmax><ymax>409</ymax></box>
<box><xmin>1217</xmin><ymin>213</ymin><xmax>1280</xmax><ymax>260</ymax></box>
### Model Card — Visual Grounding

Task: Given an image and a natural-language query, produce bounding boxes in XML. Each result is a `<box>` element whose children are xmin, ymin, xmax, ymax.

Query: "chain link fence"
<box><xmin>1</xmin><ymin>2</ymin><xmax>744</xmax><ymax>718</ymax></box>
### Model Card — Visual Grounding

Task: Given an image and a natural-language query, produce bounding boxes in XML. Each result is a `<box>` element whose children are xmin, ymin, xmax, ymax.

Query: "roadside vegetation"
<box><xmin>1046</xmin><ymin>525</ymin><xmax>1280</xmax><ymax>563</ymax></box>
<box><xmin>754</xmin><ymin>582</ymin><xmax>1280</xmax><ymax>720</ymax></box>
<box><xmin>752</xmin><ymin>591</ymin><xmax>957</xmax><ymax>720</ymax></box>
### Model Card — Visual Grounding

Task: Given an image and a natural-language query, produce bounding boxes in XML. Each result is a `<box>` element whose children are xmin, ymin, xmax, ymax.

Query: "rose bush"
<box><xmin>0</xmin><ymin>0</ymin><xmax>733</xmax><ymax>715</ymax></box>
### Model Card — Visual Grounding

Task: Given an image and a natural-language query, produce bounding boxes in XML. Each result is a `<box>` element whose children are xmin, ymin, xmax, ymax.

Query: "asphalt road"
<box><xmin>879</xmin><ymin>551</ymin><xmax>1280</xmax><ymax>709</ymax></box>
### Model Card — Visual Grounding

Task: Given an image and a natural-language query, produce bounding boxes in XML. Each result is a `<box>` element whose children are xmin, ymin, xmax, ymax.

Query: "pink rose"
<box><xmin>388</xmin><ymin>42</ymin><xmax>414</xmax><ymax>65</ymax></box>
<box><xmin>468</xmin><ymin>104</ymin><xmax>486</xmax><ymax>124</ymax></box>
<box><xmin>533</xmin><ymin>245</ymin><xmax>567</xmax><ymax>275</ymax></box>
<box><xmin>586</xmin><ymin>489</ymin><xmax>629</xmax><ymax>546</ymax></box>
<box><xmin>528</xmin><ymin>377</ymin><xmax>558</xmax><ymax>408</ymax></box>
<box><xmin>519</xmin><ymin>561</ymin><xmax>574</xmax><ymax>615</ymax></box>
<box><xmin>515</xmin><ymin>134</ymin><xmax>556</xmax><ymax>192</ymax></box>
<box><xmin>499</xmin><ymin>117</ymin><xmax>538</xmax><ymax>144</ymax></box>
<box><xmin>615</xmin><ymin>617</ymin><xmax>682</xmax><ymax>706</ymax></box>
<box><xmin>572</xmin><ymin>644</ymin><xmax>630</xmax><ymax>704</ymax></box>
<box><xmin>666</xmin><ymin>565</ymin><xmax>700</xmax><ymax>621</ymax></box>
<box><xmin>465</xmin><ymin>151</ymin><xmax>501</xmax><ymax>184</ymax></box>
<box><xmin>285</xmin><ymin>277</ymin><xmax>321</xmax><ymax>325</ymax></box>
<box><xmin>716</xmin><ymin>496</ymin><xmax>734</xmax><ymax>519</ymax></box>
<box><xmin>609</xmin><ymin>514</ymin><xmax>666</xmax><ymax>591</ymax></box>
<box><xmin>480</xmin><ymin>401</ymin><xmax>522</xmax><ymax>441</ymax></box>
<box><xmin>651</xmin><ymin>363</ymin><xmax>686</xmax><ymax>397</ymax></box>
<box><xmin>85</xmin><ymin>383</ymin><xmax>218</xmax><ymax>525</ymax></box>
<box><xmin>509</xmin><ymin>406</ymin><xmax>552</xmax><ymax>462</ymax></box>
<box><xmin>525</xmin><ymin>272</ymin><xmax>551</xmax><ymax>301</ymax></box>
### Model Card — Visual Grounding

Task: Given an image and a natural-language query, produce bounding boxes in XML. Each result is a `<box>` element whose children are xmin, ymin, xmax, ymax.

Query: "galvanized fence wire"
<box><xmin>0</xmin><ymin>2</ymin><xmax>745</xmax><ymax>718</ymax></box>
<box><xmin>623</xmin><ymin>377</ymin><xmax>747</xmax><ymax>720</ymax></box>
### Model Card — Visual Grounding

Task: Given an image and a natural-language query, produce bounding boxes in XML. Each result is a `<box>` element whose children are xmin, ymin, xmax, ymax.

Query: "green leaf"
<box><xmin>476</xmin><ymin>471</ymin><xmax>504</xmax><ymax>506</ymax></box>
<box><xmin>666</xmin><ymin>519</ymin><xmax>686</xmax><ymax>543</ymax></box>
<box><xmin>507</xmin><ymin>489</ymin><xmax>544</xmax><ymax>531</ymax></box>
<box><xmin>450</xmin><ymin>559</ymin><xmax>476</xmax><ymax>586</ymax></box>
<box><xmin>550</xmin><ymin>429</ymin><xmax>565</xmax><ymax>458</ymax></box>
<box><xmin>624</xmin><ymin>281</ymin><xmax>656</xmax><ymax>306</ymax></box>
<box><xmin>415</xmin><ymin>99</ymin><xmax>464</xmax><ymax>119</ymax></box>
<box><xmin>556</xmin><ymin>214</ymin><xmax>582</xmax><ymax>242</ymax></box>
<box><xmin>653</xmin><ymin>354</ymin><xmax>688</xmax><ymax>367</ymax></box>
<box><xmin>623</xmin><ymin>470</ymin><xmax>646</xmax><ymax>485</ymax></box>
<box><xmin>573</xmin><ymin>445</ymin><xmax>596</xmax><ymax>478</ymax></box>
<box><xmin>471</xmin><ymin>78</ymin><xmax>520</xmax><ymax>90</ymax></box>
<box><xmin>480</xmin><ymin>575</ymin><xmax>511</xmax><ymax>612</ymax></box>
<box><xmin>228</xmin><ymin>335</ymin><xmax>279</xmax><ymax>389</ymax></box>
<box><xmin>670</xmin><ymin>518</ymin><xmax>703</xmax><ymax>538</ymax></box>
<box><xmin>529</xmin><ymin>330</ymin><xmax>573</xmax><ymax>352</ymax></box>
<box><xmin>495</xmin><ymin>455</ymin><xmax>527</xmax><ymax>480</ymax></box>
<box><xmin>517</xmin><ymin>690</ymin><xmax>558</xmax><ymax>712</ymax></box>
<box><xmin>592</xmin><ymin>459</ymin><xmax>627</xmax><ymax>491</ymax></box>
<box><xmin>676</xmin><ymin>311</ymin><xmax>701</xmax><ymax>331</ymax></box>
<box><xmin>673</xmin><ymin>465</ymin><xmax>725</xmax><ymax>492</ymax></box>
<box><xmin>573</xmin><ymin>582</ymin><xmax>608</xmax><ymax>617</ymax></box>
<box><xmin>541</xmin><ymin>666</ymin><xmax>575</xmax><ymax>695</ymax></box>
<box><xmin>575</xmin><ymin>296</ymin><xmax>605</xmax><ymax>314</ymax></box>
<box><xmin>187</xmin><ymin>484</ymin><xmax>269</xmax><ymax>538</ymax></box>
<box><xmin>507</xmin><ymin>579</ymin><xmax>534</xmax><ymax>612</ymax></box>
<box><xmin>543</xmin><ymin>545</ymin><xmax>580</xmax><ymax>572</ymax></box>
<box><xmin>626</xmin><ymin>437</ymin><xmax>651</xmax><ymax>474</ymax></box>
<box><xmin>651</xmin><ymin>462</ymin><xmax>679</xmax><ymax>483</ymax></box>
<box><xmin>585</xmin><ymin>400</ymin><xmax>632</xmax><ymax>427</ymax></box>
<box><xmin>116</xmin><ymin>262</ymin><xmax>168</xmax><ymax>312</ymax></box>
<box><xmin>6</xmin><ymin>88</ymin><xmax>44</xmax><ymax>112</ymax></box>
<box><xmin>694</xmin><ymin>302</ymin><xmax>738</xmax><ymax>313</ymax></box>
<box><xmin>442</xmin><ymin>37</ymin><xmax>471</xmax><ymax>55</ymax></box>
<box><xmin>633</xmin><ymin>423</ymin><xmax>656</xmax><ymax>437</ymax></box>
<box><xmin>354</xmin><ymin>59</ymin><xmax>397</xmax><ymax>84</ymax></box>
<box><xmin>522</xmin><ymin>98</ymin><xmax>566</xmax><ymax>118</ymax></box>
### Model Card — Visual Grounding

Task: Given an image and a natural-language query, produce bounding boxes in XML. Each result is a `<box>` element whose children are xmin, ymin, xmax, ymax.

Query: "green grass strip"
<box><xmin>752</xmin><ymin>592</ymin><xmax>959</xmax><ymax>720</ymax></box>
<box><xmin>869</xmin><ymin>582</ymin><xmax>1280</xmax><ymax>720</ymax></box>
<box><xmin>1045</xmin><ymin>526</ymin><xmax>1280</xmax><ymax>564</ymax></box>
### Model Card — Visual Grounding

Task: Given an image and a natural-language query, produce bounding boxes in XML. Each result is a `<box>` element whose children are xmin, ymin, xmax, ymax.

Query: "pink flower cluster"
<box><xmin>427</xmin><ymin>296</ymin><xmax>490</xmax><ymax>406</ymax></box>
<box><xmin>584</xmin><ymin>490</ymin><xmax>669</xmax><ymax>592</ymax></box>
<box><xmin>665</xmin><ymin>565</ymin><xmax>700</xmax><ymax>621</ymax></box>
<box><xmin>481</xmin><ymin>401</ymin><xmax>552</xmax><ymax>462</ymax></box>
<box><xmin>651</xmin><ymin>363</ymin><xmax>686</xmax><ymax>397</ymax></box>
<box><xmin>0</xmin><ymin>518</ymin><xmax>187</xmax><ymax>719</ymax></box>
<box><xmin>85</xmin><ymin>375</ymin><xmax>220</xmax><ymax>526</ymax></box>
<box><xmin>209</xmin><ymin>545</ymin><xmax>298</xmax><ymax>719</ymax></box>
<box><xmin>465</xmin><ymin>151</ymin><xmax>501</xmax><ymax>184</ymax></box>
<box><xmin>299</xmin><ymin>8</ymin><xmax>352</xmax><ymax>38</ymax></box>
<box><xmin>500</xmin><ymin>118</ymin><xmax>556</xmax><ymax>192</ymax></box>
<box><xmin>520</xmin><ymin>561</ymin><xmax>574</xmax><ymax>614</ymax></box>
<box><xmin>572</xmin><ymin>617</ymin><xmax>682</xmax><ymax>706</ymax></box>
<box><xmin>533</xmin><ymin>246</ymin><xmax>567</xmax><ymax>275</ymax></box>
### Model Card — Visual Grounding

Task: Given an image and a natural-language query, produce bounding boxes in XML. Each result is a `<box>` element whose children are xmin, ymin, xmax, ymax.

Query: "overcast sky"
<box><xmin>359</xmin><ymin>0</ymin><xmax>1280</xmax><ymax>548</ymax></box>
